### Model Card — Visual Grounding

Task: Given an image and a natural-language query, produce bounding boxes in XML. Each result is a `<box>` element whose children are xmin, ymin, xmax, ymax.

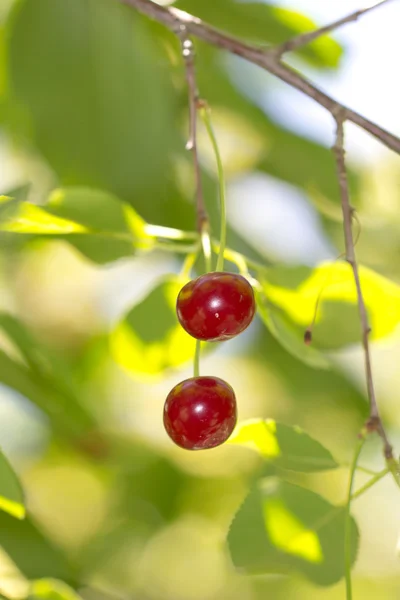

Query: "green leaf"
<box><xmin>6</xmin><ymin>0</ymin><xmax>178</xmax><ymax>212</ymax></box>
<box><xmin>174</xmin><ymin>0</ymin><xmax>342</xmax><ymax>68</ymax></box>
<box><xmin>255</xmin><ymin>286</ymin><xmax>330</xmax><ymax>369</ymax></box>
<box><xmin>228</xmin><ymin>479</ymin><xmax>359</xmax><ymax>586</ymax></box>
<box><xmin>110</xmin><ymin>276</ymin><xmax>197</xmax><ymax>376</ymax></box>
<box><xmin>259</xmin><ymin>261</ymin><xmax>400</xmax><ymax>354</ymax></box>
<box><xmin>29</xmin><ymin>579</ymin><xmax>82</xmax><ymax>600</ymax></box>
<box><xmin>0</xmin><ymin>451</ymin><xmax>25</xmax><ymax>519</ymax></box>
<box><xmin>0</xmin><ymin>511</ymin><xmax>76</xmax><ymax>582</ymax></box>
<box><xmin>228</xmin><ymin>419</ymin><xmax>337</xmax><ymax>472</ymax></box>
<box><xmin>0</xmin><ymin>187</ymin><xmax>149</xmax><ymax>264</ymax></box>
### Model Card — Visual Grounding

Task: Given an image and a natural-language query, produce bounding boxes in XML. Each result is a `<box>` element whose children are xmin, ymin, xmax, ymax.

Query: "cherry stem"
<box><xmin>200</xmin><ymin>103</ymin><xmax>227</xmax><ymax>272</ymax></box>
<box><xmin>344</xmin><ymin>433</ymin><xmax>366</xmax><ymax>600</ymax></box>
<box><xmin>211</xmin><ymin>241</ymin><xmax>270</xmax><ymax>274</ymax></box>
<box><xmin>144</xmin><ymin>224</ymin><xmax>198</xmax><ymax>241</ymax></box>
<box><xmin>193</xmin><ymin>339</ymin><xmax>201</xmax><ymax>377</ymax></box>
<box><xmin>201</xmin><ymin>225</ymin><xmax>213</xmax><ymax>273</ymax></box>
<box><xmin>213</xmin><ymin>243</ymin><xmax>249</xmax><ymax>276</ymax></box>
<box><xmin>180</xmin><ymin>250</ymin><xmax>199</xmax><ymax>279</ymax></box>
<box><xmin>149</xmin><ymin>241</ymin><xmax>199</xmax><ymax>254</ymax></box>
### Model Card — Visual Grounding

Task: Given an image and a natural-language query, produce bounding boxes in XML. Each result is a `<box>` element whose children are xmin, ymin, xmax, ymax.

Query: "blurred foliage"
<box><xmin>28</xmin><ymin>579</ymin><xmax>82</xmax><ymax>600</ymax></box>
<box><xmin>0</xmin><ymin>0</ymin><xmax>398</xmax><ymax>598</ymax></box>
<box><xmin>0</xmin><ymin>511</ymin><xmax>76</xmax><ymax>582</ymax></box>
<box><xmin>174</xmin><ymin>0</ymin><xmax>342</xmax><ymax>67</ymax></box>
<box><xmin>0</xmin><ymin>449</ymin><xmax>24</xmax><ymax>519</ymax></box>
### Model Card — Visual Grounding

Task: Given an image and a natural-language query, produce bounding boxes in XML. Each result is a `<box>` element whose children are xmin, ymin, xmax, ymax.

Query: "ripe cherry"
<box><xmin>163</xmin><ymin>376</ymin><xmax>237</xmax><ymax>450</ymax></box>
<box><xmin>176</xmin><ymin>272</ymin><xmax>256</xmax><ymax>342</ymax></box>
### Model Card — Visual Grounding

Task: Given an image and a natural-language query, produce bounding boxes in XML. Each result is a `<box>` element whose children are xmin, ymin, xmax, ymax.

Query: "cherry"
<box><xmin>176</xmin><ymin>272</ymin><xmax>256</xmax><ymax>342</ymax></box>
<box><xmin>163</xmin><ymin>376</ymin><xmax>237</xmax><ymax>450</ymax></box>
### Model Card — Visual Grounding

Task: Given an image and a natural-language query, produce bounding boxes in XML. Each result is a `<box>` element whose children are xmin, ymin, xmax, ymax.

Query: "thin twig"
<box><xmin>272</xmin><ymin>0</ymin><xmax>395</xmax><ymax>58</ymax></box>
<box><xmin>180</xmin><ymin>35</ymin><xmax>208</xmax><ymax>233</ymax></box>
<box><xmin>351</xmin><ymin>466</ymin><xmax>389</xmax><ymax>500</ymax></box>
<box><xmin>333</xmin><ymin>117</ymin><xmax>393</xmax><ymax>459</ymax></box>
<box><xmin>121</xmin><ymin>0</ymin><xmax>400</xmax><ymax>155</ymax></box>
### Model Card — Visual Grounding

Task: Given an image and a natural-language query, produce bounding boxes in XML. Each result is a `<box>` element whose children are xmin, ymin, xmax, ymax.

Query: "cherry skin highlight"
<box><xmin>163</xmin><ymin>376</ymin><xmax>237</xmax><ymax>450</ymax></box>
<box><xmin>176</xmin><ymin>272</ymin><xmax>256</xmax><ymax>342</ymax></box>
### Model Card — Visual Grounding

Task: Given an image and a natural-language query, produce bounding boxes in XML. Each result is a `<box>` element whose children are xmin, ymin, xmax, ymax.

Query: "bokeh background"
<box><xmin>1</xmin><ymin>0</ymin><xmax>400</xmax><ymax>598</ymax></box>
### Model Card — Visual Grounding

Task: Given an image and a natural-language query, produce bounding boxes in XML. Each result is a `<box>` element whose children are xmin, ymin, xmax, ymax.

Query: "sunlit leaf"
<box><xmin>0</xmin><ymin>188</ymin><xmax>149</xmax><ymax>264</ymax></box>
<box><xmin>0</xmin><ymin>511</ymin><xmax>76</xmax><ymax>581</ymax></box>
<box><xmin>29</xmin><ymin>579</ymin><xmax>82</xmax><ymax>600</ymax></box>
<box><xmin>255</xmin><ymin>286</ymin><xmax>330</xmax><ymax>369</ymax></box>
<box><xmin>272</xmin><ymin>6</ymin><xmax>342</xmax><ymax>67</ymax></box>
<box><xmin>174</xmin><ymin>0</ymin><xmax>342</xmax><ymax>68</ymax></box>
<box><xmin>228</xmin><ymin>479</ymin><xmax>359</xmax><ymax>586</ymax></box>
<box><xmin>0</xmin><ymin>203</ymin><xmax>86</xmax><ymax>234</ymax></box>
<box><xmin>259</xmin><ymin>261</ymin><xmax>400</xmax><ymax>354</ymax></box>
<box><xmin>228</xmin><ymin>419</ymin><xmax>337</xmax><ymax>471</ymax></box>
<box><xmin>0</xmin><ymin>451</ymin><xmax>25</xmax><ymax>519</ymax></box>
<box><xmin>110</xmin><ymin>276</ymin><xmax>197</xmax><ymax>376</ymax></box>
<box><xmin>45</xmin><ymin>188</ymin><xmax>146</xmax><ymax>237</ymax></box>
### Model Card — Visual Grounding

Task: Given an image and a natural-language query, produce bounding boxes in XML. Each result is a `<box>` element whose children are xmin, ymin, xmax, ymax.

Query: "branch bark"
<box><xmin>333</xmin><ymin>118</ymin><xmax>393</xmax><ymax>459</ymax></box>
<box><xmin>121</xmin><ymin>0</ymin><xmax>400</xmax><ymax>155</ymax></box>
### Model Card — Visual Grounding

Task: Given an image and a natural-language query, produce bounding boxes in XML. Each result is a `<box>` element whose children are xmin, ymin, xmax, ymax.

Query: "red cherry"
<box><xmin>163</xmin><ymin>376</ymin><xmax>237</xmax><ymax>450</ymax></box>
<box><xmin>176</xmin><ymin>272</ymin><xmax>256</xmax><ymax>342</ymax></box>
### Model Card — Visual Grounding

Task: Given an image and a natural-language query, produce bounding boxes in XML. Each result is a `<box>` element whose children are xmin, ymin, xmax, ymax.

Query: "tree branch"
<box><xmin>272</xmin><ymin>0</ymin><xmax>395</xmax><ymax>58</ymax></box>
<box><xmin>121</xmin><ymin>0</ymin><xmax>399</xmax><ymax>462</ymax></box>
<box><xmin>333</xmin><ymin>117</ymin><xmax>393</xmax><ymax>460</ymax></box>
<box><xmin>120</xmin><ymin>0</ymin><xmax>400</xmax><ymax>155</ymax></box>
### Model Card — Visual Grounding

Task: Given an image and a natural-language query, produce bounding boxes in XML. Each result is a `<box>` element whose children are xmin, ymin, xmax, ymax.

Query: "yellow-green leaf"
<box><xmin>255</xmin><ymin>285</ymin><xmax>330</xmax><ymax>369</ymax></box>
<box><xmin>29</xmin><ymin>579</ymin><xmax>82</xmax><ymax>600</ymax></box>
<box><xmin>0</xmin><ymin>187</ymin><xmax>150</xmax><ymax>264</ymax></box>
<box><xmin>0</xmin><ymin>451</ymin><xmax>25</xmax><ymax>519</ymax></box>
<box><xmin>0</xmin><ymin>202</ymin><xmax>87</xmax><ymax>234</ymax></box>
<box><xmin>228</xmin><ymin>419</ymin><xmax>337</xmax><ymax>472</ymax></box>
<box><xmin>110</xmin><ymin>276</ymin><xmax>197</xmax><ymax>376</ymax></box>
<box><xmin>259</xmin><ymin>261</ymin><xmax>400</xmax><ymax>355</ymax></box>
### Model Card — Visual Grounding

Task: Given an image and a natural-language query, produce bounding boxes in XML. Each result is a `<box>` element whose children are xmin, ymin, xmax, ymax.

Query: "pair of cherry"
<box><xmin>163</xmin><ymin>271</ymin><xmax>256</xmax><ymax>450</ymax></box>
